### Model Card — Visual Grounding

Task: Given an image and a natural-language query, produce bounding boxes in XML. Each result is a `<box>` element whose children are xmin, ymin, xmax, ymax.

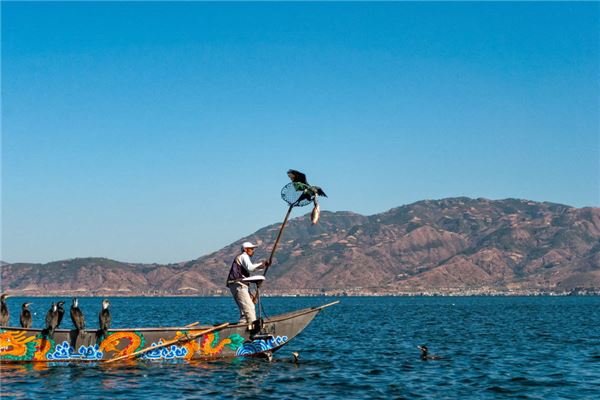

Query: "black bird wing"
<box><xmin>288</xmin><ymin>169</ymin><xmax>308</xmax><ymax>185</ymax></box>
<box><xmin>71</xmin><ymin>307</ymin><xmax>85</xmax><ymax>330</ymax></box>
<box><xmin>297</xmin><ymin>191</ymin><xmax>314</xmax><ymax>204</ymax></box>
<box><xmin>313</xmin><ymin>186</ymin><xmax>327</xmax><ymax>197</ymax></box>
<box><xmin>20</xmin><ymin>310</ymin><xmax>32</xmax><ymax>328</ymax></box>
<box><xmin>106</xmin><ymin>311</ymin><xmax>111</xmax><ymax>329</ymax></box>
<box><xmin>99</xmin><ymin>310</ymin><xmax>111</xmax><ymax>331</ymax></box>
<box><xmin>45</xmin><ymin>308</ymin><xmax>53</xmax><ymax>327</ymax></box>
<box><xmin>0</xmin><ymin>304</ymin><xmax>8</xmax><ymax>325</ymax></box>
<box><xmin>57</xmin><ymin>308</ymin><xmax>64</xmax><ymax>327</ymax></box>
<box><xmin>44</xmin><ymin>308</ymin><xmax>58</xmax><ymax>335</ymax></box>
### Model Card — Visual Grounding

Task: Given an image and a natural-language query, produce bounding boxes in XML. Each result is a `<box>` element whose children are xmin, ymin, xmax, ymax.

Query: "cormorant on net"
<box><xmin>285</xmin><ymin>169</ymin><xmax>327</xmax><ymax>224</ymax></box>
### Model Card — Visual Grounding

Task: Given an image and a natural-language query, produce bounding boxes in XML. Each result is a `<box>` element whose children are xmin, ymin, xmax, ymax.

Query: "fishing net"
<box><xmin>280</xmin><ymin>182</ymin><xmax>314</xmax><ymax>207</ymax></box>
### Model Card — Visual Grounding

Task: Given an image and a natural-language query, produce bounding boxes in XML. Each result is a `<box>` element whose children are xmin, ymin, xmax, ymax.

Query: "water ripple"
<box><xmin>1</xmin><ymin>296</ymin><xmax>600</xmax><ymax>399</ymax></box>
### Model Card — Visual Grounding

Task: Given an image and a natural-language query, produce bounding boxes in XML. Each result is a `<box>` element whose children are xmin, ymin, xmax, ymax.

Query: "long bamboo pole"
<box><xmin>252</xmin><ymin>204</ymin><xmax>294</xmax><ymax>304</ymax></box>
<box><xmin>265</xmin><ymin>204</ymin><xmax>294</xmax><ymax>274</ymax></box>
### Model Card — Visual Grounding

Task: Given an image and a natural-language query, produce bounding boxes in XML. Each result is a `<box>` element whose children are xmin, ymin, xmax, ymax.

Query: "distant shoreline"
<box><xmin>4</xmin><ymin>290</ymin><xmax>599</xmax><ymax>297</ymax></box>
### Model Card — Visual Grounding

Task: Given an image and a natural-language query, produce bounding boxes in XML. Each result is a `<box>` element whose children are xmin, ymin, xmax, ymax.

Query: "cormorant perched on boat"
<box><xmin>98</xmin><ymin>299</ymin><xmax>111</xmax><ymax>340</ymax></box>
<box><xmin>20</xmin><ymin>302</ymin><xmax>33</xmax><ymax>328</ymax></box>
<box><xmin>44</xmin><ymin>302</ymin><xmax>59</xmax><ymax>337</ymax></box>
<box><xmin>417</xmin><ymin>345</ymin><xmax>442</xmax><ymax>361</ymax></box>
<box><xmin>0</xmin><ymin>294</ymin><xmax>10</xmax><ymax>326</ymax></box>
<box><xmin>56</xmin><ymin>301</ymin><xmax>66</xmax><ymax>328</ymax></box>
<box><xmin>70</xmin><ymin>298</ymin><xmax>85</xmax><ymax>332</ymax></box>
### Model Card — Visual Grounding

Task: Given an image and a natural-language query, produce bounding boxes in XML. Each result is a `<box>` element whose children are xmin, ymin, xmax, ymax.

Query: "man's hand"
<box><xmin>262</xmin><ymin>260</ymin><xmax>271</xmax><ymax>268</ymax></box>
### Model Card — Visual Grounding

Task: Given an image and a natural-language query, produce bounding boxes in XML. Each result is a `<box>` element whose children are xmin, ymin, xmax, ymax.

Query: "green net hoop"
<box><xmin>280</xmin><ymin>182</ymin><xmax>313</xmax><ymax>207</ymax></box>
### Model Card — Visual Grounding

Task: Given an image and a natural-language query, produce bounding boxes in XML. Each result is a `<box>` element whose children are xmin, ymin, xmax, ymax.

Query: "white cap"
<box><xmin>241</xmin><ymin>241</ymin><xmax>258</xmax><ymax>250</ymax></box>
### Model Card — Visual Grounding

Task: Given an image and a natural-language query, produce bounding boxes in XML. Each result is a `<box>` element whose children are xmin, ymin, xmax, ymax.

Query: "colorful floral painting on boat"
<box><xmin>0</xmin><ymin>330</ymin><xmax>56</xmax><ymax>361</ymax></box>
<box><xmin>139</xmin><ymin>340</ymin><xmax>188</xmax><ymax>360</ymax></box>
<box><xmin>165</xmin><ymin>330</ymin><xmax>245</xmax><ymax>358</ymax></box>
<box><xmin>0</xmin><ymin>330</ymin><xmax>38</xmax><ymax>361</ymax></box>
<box><xmin>1</xmin><ymin>330</ymin><xmax>292</xmax><ymax>361</ymax></box>
<box><xmin>32</xmin><ymin>336</ymin><xmax>55</xmax><ymax>361</ymax></box>
<box><xmin>1</xmin><ymin>329</ymin><xmax>150</xmax><ymax>362</ymax></box>
<box><xmin>46</xmin><ymin>341</ymin><xmax>103</xmax><ymax>361</ymax></box>
<box><xmin>200</xmin><ymin>332</ymin><xmax>244</xmax><ymax>356</ymax></box>
<box><xmin>99</xmin><ymin>331</ymin><xmax>145</xmax><ymax>359</ymax></box>
<box><xmin>235</xmin><ymin>335</ymin><xmax>288</xmax><ymax>357</ymax></box>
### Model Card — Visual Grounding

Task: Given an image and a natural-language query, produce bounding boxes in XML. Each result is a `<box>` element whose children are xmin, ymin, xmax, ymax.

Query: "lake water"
<box><xmin>1</xmin><ymin>296</ymin><xmax>599</xmax><ymax>399</ymax></box>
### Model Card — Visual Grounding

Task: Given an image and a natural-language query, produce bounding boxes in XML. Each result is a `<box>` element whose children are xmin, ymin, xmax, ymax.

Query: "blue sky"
<box><xmin>2</xmin><ymin>2</ymin><xmax>599</xmax><ymax>264</ymax></box>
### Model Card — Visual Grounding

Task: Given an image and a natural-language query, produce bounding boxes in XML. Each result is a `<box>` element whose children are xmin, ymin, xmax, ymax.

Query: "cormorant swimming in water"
<box><xmin>417</xmin><ymin>345</ymin><xmax>442</xmax><ymax>360</ymax></box>
<box><xmin>20</xmin><ymin>302</ymin><xmax>33</xmax><ymax>328</ymax></box>
<box><xmin>0</xmin><ymin>294</ymin><xmax>10</xmax><ymax>326</ymax></box>
<box><xmin>70</xmin><ymin>297</ymin><xmax>85</xmax><ymax>333</ymax></box>
<box><xmin>44</xmin><ymin>302</ymin><xmax>59</xmax><ymax>337</ymax></box>
<box><xmin>56</xmin><ymin>301</ymin><xmax>66</xmax><ymax>328</ymax></box>
<box><xmin>98</xmin><ymin>299</ymin><xmax>111</xmax><ymax>340</ymax></box>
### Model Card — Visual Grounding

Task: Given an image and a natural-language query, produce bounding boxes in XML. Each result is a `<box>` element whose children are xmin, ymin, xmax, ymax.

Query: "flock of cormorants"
<box><xmin>1</xmin><ymin>293</ymin><xmax>111</xmax><ymax>339</ymax></box>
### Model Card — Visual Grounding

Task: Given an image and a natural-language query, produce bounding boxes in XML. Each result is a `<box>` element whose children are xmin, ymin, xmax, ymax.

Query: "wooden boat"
<box><xmin>0</xmin><ymin>301</ymin><xmax>338</xmax><ymax>363</ymax></box>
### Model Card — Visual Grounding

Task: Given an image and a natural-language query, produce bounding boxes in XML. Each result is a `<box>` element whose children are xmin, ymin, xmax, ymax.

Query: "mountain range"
<box><xmin>2</xmin><ymin>197</ymin><xmax>599</xmax><ymax>296</ymax></box>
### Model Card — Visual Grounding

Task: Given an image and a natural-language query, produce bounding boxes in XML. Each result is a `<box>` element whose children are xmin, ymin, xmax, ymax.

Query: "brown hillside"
<box><xmin>2</xmin><ymin>198</ymin><xmax>599</xmax><ymax>295</ymax></box>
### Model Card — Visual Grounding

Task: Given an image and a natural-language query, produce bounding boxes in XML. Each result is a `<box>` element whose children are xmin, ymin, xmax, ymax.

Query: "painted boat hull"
<box><xmin>0</xmin><ymin>302</ymin><xmax>337</xmax><ymax>363</ymax></box>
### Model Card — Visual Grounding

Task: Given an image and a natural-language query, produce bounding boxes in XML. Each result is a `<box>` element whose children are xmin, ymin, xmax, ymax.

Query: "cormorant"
<box><xmin>287</xmin><ymin>169</ymin><xmax>326</xmax><ymax>224</ymax></box>
<box><xmin>20</xmin><ymin>302</ymin><xmax>33</xmax><ymax>328</ymax></box>
<box><xmin>44</xmin><ymin>302</ymin><xmax>59</xmax><ymax>337</ymax></box>
<box><xmin>417</xmin><ymin>345</ymin><xmax>442</xmax><ymax>360</ymax></box>
<box><xmin>287</xmin><ymin>169</ymin><xmax>308</xmax><ymax>185</ymax></box>
<box><xmin>98</xmin><ymin>299</ymin><xmax>111</xmax><ymax>340</ymax></box>
<box><xmin>56</xmin><ymin>301</ymin><xmax>66</xmax><ymax>328</ymax></box>
<box><xmin>287</xmin><ymin>169</ymin><xmax>327</xmax><ymax>197</ymax></box>
<box><xmin>0</xmin><ymin>294</ymin><xmax>10</xmax><ymax>326</ymax></box>
<box><xmin>70</xmin><ymin>297</ymin><xmax>85</xmax><ymax>333</ymax></box>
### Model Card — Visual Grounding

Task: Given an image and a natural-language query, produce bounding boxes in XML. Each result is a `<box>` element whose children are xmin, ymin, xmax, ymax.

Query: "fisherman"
<box><xmin>226</xmin><ymin>242</ymin><xmax>270</xmax><ymax>325</ymax></box>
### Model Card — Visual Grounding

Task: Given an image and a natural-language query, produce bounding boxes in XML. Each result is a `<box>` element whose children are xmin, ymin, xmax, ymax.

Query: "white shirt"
<box><xmin>237</xmin><ymin>252</ymin><xmax>263</xmax><ymax>273</ymax></box>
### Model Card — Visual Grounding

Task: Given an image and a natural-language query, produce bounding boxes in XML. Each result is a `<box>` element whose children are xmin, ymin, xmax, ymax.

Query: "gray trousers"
<box><xmin>228</xmin><ymin>282</ymin><xmax>256</xmax><ymax>324</ymax></box>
